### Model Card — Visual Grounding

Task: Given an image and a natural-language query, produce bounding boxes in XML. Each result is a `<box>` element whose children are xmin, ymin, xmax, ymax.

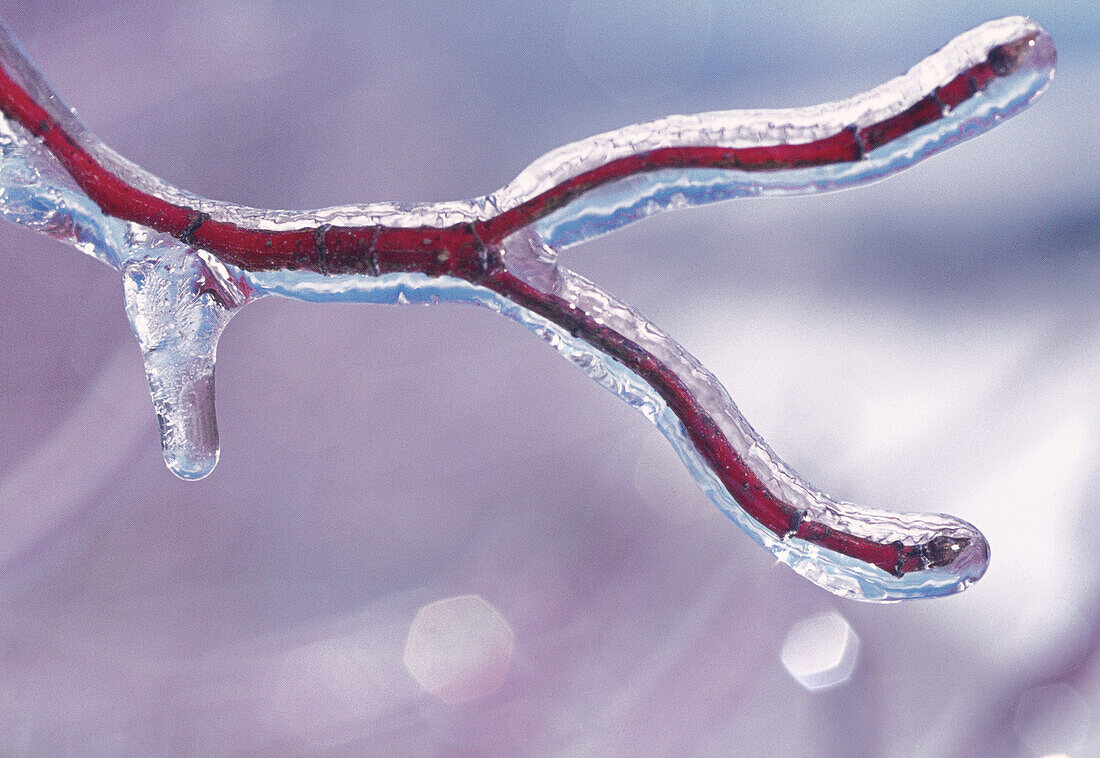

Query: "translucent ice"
<box><xmin>122</xmin><ymin>240</ymin><xmax>243</xmax><ymax>480</ymax></box>
<box><xmin>0</xmin><ymin>17</ymin><xmax>1055</xmax><ymax>600</ymax></box>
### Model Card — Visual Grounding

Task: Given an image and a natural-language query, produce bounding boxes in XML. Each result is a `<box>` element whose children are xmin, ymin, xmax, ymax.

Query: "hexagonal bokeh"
<box><xmin>780</xmin><ymin>611</ymin><xmax>860</xmax><ymax>692</ymax></box>
<box><xmin>1013</xmin><ymin>682</ymin><xmax>1091</xmax><ymax>756</ymax></box>
<box><xmin>403</xmin><ymin>595</ymin><xmax>515</xmax><ymax>704</ymax></box>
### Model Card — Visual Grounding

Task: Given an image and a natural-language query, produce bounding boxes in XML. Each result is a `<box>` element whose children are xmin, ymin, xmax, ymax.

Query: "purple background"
<box><xmin>0</xmin><ymin>1</ymin><xmax>1096</xmax><ymax>755</ymax></box>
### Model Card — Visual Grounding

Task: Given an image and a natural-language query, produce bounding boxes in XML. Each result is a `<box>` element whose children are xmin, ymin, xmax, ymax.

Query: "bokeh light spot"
<box><xmin>780</xmin><ymin>611</ymin><xmax>860</xmax><ymax>691</ymax></box>
<box><xmin>1013</xmin><ymin>682</ymin><xmax>1091</xmax><ymax>756</ymax></box>
<box><xmin>403</xmin><ymin>595</ymin><xmax>515</xmax><ymax>705</ymax></box>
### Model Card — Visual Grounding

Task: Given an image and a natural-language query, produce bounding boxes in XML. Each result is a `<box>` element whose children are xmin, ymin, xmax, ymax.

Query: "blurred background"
<box><xmin>0</xmin><ymin>1</ymin><xmax>1095</xmax><ymax>755</ymax></box>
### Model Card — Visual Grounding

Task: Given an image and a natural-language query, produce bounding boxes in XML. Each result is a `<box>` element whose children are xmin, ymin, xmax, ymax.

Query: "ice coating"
<box><xmin>0</xmin><ymin>17</ymin><xmax>1055</xmax><ymax>600</ymax></box>
<box><xmin>121</xmin><ymin>240</ymin><xmax>243</xmax><ymax>480</ymax></box>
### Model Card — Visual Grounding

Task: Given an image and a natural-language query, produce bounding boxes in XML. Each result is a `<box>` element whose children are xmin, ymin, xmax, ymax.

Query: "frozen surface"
<box><xmin>0</xmin><ymin>12</ymin><xmax>1053</xmax><ymax>601</ymax></box>
<box><xmin>0</xmin><ymin>1</ymin><xmax>1095</xmax><ymax>755</ymax></box>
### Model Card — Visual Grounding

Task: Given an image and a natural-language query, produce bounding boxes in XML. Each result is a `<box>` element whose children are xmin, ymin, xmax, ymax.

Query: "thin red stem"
<box><xmin>0</xmin><ymin>38</ymin><xmax>1026</xmax><ymax>577</ymax></box>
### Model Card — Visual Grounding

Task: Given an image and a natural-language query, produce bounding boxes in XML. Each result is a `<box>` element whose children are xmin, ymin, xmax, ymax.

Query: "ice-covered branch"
<box><xmin>0</xmin><ymin>17</ymin><xmax>1055</xmax><ymax>600</ymax></box>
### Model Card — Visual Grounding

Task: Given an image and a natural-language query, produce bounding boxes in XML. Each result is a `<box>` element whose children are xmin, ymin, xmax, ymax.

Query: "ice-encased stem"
<box><xmin>0</xmin><ymin>15</ymin><xmax>1056</xmax><ymax>600</ymax></box>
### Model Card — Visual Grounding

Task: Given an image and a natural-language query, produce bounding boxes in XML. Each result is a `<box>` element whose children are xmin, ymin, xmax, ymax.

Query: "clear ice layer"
<box><xmin>0</xmin><ymin>17</ymin><xmax>1056</xmax><ymax>600</ymax></box>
